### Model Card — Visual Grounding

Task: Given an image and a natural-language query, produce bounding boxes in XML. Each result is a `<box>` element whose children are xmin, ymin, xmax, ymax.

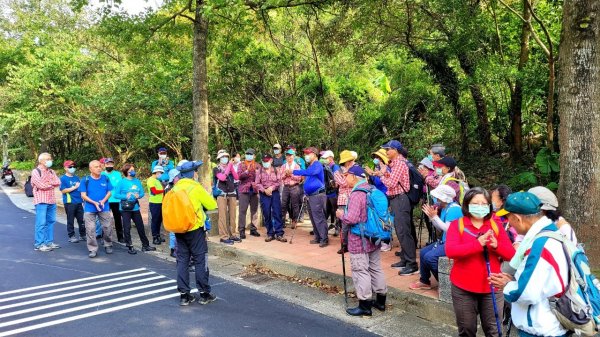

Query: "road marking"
<box><xmin>0</xmin><ymin>286</ymin><xmax>178</xmax><ymax>328</ymax></box>
<box><xmin>0</xmin><ymin>290</ymin><xmax>197</xmax><ymax>337</ymax></box>
<box><xmin>0</xmin><ymin>268</ymin><xmax>146</xmax><ymax>297</ymax></box>
<box><xmin>0</xmin><ymin>271</ymin><xmax>155</xmax><ymax>303</ymax></box>
<box><xmin>0</xmin><ymin>279</ymin><xmax>176</xmax><ymax>319</ymax></box>
<box><xmin>0</xmin><ymin>275</ymin><xmax>167</xmax><ymax>311</ymax></box>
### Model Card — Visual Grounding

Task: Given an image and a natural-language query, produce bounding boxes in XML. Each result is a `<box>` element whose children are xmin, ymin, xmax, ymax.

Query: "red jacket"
<box><xmin>445</xmin><ymin>216</ymin><xmax>515</xmax><ymax>293</ymax></box>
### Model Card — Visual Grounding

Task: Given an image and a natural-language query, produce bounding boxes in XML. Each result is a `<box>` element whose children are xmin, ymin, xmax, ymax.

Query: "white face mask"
<box><xmin>45</xmin><ymin>160</ymin><xmax>53</xmax><ymax>168</ymax></box>
<box><xmin>220</xmin><ymin>157</ymin><xmax>229</xmax><ymax>165</ymax></box>
<box><xmin>159</xmin><ymin>154</ymin><xmax>167</xmax><ymax>160</ymax></box>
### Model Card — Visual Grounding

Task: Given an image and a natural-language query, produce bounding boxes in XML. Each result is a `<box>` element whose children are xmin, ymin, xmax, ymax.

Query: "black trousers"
<box><xmin>176</xmin><ymin>228</ymin><xmax>210</xmax><ymax>294</ymax></box>
<box><xmin>65</xmin><ymin>203</ymin><xmax>85</xmax><ymax>238</ymax></box>
<box><xmin>389</xmin><ymin>194</ymin><xmax>417</xmax><ymax>267</ymax></box>
<box><xmin>109</xmin><ymin>202</ymin><xmax>123</xmax><ymax>241</ymax></box>
<box><xmin>149</xmin><ymin>203</ymin><xmax>163</xmax><ymax>238</ymax></box>
<box><xmin>326</xmin><ymin>196</ymin><xmax>338</xmax><ymax>225</ymax></box>
<box><xmin>121</xmin><ymin>210</ymin><xmax>150</xmax><ymax>247</ymax></box>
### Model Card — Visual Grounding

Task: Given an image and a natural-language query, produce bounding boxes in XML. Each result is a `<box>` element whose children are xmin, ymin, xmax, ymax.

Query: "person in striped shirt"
<box><xmin>31</xmin><ymin>152</ymin><xmax>61</xmax><ymax>252</ymax></box>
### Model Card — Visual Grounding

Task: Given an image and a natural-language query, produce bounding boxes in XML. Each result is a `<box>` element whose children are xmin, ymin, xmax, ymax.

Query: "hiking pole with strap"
<box><xmin>483</xmin><ymin>246</ymin><xmax>503</xmax><ymax>337</ymax></box>
<box><xmin>289</xmin><ymin>196</ymin><xmax>306</xmax><ymax>244</ymax></box>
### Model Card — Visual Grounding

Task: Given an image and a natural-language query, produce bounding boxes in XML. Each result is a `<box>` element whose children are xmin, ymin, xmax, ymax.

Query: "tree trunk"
<box><xmin>509</xmin><ymin>0</ymin><xmax>531</xmax><ymax>159</ymax></box>
<box><xmin>458</xmin><ymin>54</ymin><xmax>493</xmax><ymax>151</ymax></box>
<box><xmin>547</xmin><ymin>57</ymin><xmax>556</xmax><ymax>152</ymax></box>
<box><xmin>557</xmin><ymin>0</ymin><xmax>600</xmax><ymax>265</ymax></box>
<box><xmin>192</xmin><ymin>0</ymin><xmax>211</xmax><ymax>188</ymax></box>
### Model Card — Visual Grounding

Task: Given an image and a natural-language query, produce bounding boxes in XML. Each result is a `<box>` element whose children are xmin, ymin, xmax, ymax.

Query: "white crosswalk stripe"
<box><xmin>0</xmin><ymin>268</ymin><xmax>182</xmax><ymax>337</ymax></box>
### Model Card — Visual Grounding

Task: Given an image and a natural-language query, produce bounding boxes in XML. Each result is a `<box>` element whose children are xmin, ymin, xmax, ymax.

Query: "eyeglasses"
<box><xmin>67</xmin><ymin>166</ymin><xmax>75</xmax><ymax>169</ymax></box>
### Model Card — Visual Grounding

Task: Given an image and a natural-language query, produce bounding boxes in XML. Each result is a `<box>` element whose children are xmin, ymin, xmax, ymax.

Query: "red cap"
<box><xmin>303</xmin><ymin>147</ymin><xmax>319</xmax><ymax>155</ymax></box>
<box><xmin>63</xmin><ymin>160</ymin><xmax>75</xmax><ymax>168</ymax></box>
<box><xmin>99</xmin><ymin>158</ymin><xmax>106</xmax><ymax>164</ymax></box>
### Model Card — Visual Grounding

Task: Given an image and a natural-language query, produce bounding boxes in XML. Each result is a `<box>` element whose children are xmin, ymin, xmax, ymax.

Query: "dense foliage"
<box><xmin>0</xmin><ymin>0</ymin><xmax>562</xmax><ymax>188</ymax></box>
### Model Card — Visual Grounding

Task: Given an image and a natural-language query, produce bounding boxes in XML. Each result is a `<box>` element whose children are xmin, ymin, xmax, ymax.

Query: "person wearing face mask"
<box><xmin>31</xmin><ymin>153</ymin><xmax>62</xmax><ymax>252</ymax></box>
<box><xmin>367</xmin><ymin>149</ymin><xmax>390</xmax><ymax>194</ymax></box>
<box><xmin>60</xmin><ymin>160</ymin><xmax>85</xmax><ymax>243</ymax></box>
<box><xmin>409</xmin><ymin>185</ymin><xmax>462</xmax><ymax>291</ymax></box>
<box><xmin>151</xmin><ymin>147</ymin><xmax>175</xmax><ymax>186</ymax></box>
<box><xmin>320</xmin><ymin>150</ymin><xmax>340</xmax><ymax>232</ymax></box>
<box><xmin>280</xmin><ymin>149</ymin><xmax>302</xmax><ymax>230</ymax></box>
<box><xmin>238</xmin><ymin>149</ymin><xmax>261</xmax><ymax>238</ymax></box>
<box><xmin>418</xmin><ymin>157</ymin><xmax>439</xmax><ymax>190</ymax></box>
<box><xmin>528</xmin><ymin>186</ymin><xmax>577</xmax><ymax>245</ymax></box>
<box><xmin>148</xmin><ymin>165</ymin><xmax>166</xmax><ymax>245</ymax></box>
<box><xmin>432</xmin><ymin>156</ymin><xmax>465</xmax><ymax>204</ymax></box>
<box><xmin>102</xmin><ymin>158</ymin><xmax>124</xmax><ymax>243</ymax></box>
<box><xmin>429</xmin><ymin>144</ymin><xmax>445</xmax><ymax>162</ymax></box>
<box><xmin>490</xmin><ymin>185</ymin><xmax>519</xmax><ymax>244</ymax></box>
<box><xmin>445</xmin><ymin>187</ymin><xmax>515</xmax><ymax>337</ymax></box>
<box><xmin>114</xmin><ymin>163</ymin><xmax>156</xmax><ymax>254</ymax></box>
<box><xmin>272</xmin><ymin>144</ymin><xmax>284</xmax><ymax>168</ymax></box>
<box><xmin>255</xmin><ymin>154</ymin><xmax>286</xmax><ymax>242</ymax></box>
<box><xmin>333</xmin><ymin>150</ymin><xmax>358</xmax><ymax>254</ymax></box>
<box><xmin>213</xmin><ymin>150</ymin><xmax>240</xmax><ymax>245</ymax></box>
<box><xmin>293</xmin><ymin>147</ymin><xmax>329</xmax><ymax>247</ymax></box>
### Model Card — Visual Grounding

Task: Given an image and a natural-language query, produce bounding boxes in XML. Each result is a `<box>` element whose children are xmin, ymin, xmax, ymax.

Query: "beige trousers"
<box><xmin>84</xmin><ymin>211</ymin><xmax>113</xmax><ymax>253</ymax></box>
<box><xmin>349</xmin><ymin>249</ymin><xmax>388</xmax><ymax>300</ymax></box>
<box><xmin>217</xmin><ymin>196</ymin><xmax>238</xmax><ymax>239</ymax></box>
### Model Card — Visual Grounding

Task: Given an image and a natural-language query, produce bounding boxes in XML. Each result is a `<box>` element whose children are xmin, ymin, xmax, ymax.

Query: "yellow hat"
<box><xmin>371</xmin><ymin>149</ymin><xmax>389</xmax><ymax>165</ymax></box>
<box><xmin>339</xmin><ymin>150</ymin><xmax>354</xmax><ymax>164</ymax></box>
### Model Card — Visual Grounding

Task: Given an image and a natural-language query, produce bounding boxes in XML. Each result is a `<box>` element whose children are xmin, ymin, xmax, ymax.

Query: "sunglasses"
<box><xmin>67</xmin><ymin>166</ymin><xmax>75</xmax><ymax>169</ymax></box>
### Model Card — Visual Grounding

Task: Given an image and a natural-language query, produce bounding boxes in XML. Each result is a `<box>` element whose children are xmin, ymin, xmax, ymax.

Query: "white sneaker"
<box><xmin>69</xmin><ymin>237</ymin><xmax>79</xmax><ymax>243</ymax></box>
<box><xmin>35</xmin><ymin>245</ymin><xmax>53</xmax><ymax>252</ymax></box>
<box><xmin>380</xmin><ymin>242</ymin><xmax>391</xmax><ymax>252</ymax></box>
<box><xmin>48</xmin><ymin>243</ymin><xmax>61</xmax><ymax>249</ymax></box>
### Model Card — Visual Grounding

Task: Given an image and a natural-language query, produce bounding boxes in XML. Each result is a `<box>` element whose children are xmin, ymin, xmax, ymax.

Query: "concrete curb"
<box><xmin>207</xmin><ymin>241</ymin><xmax>457</xmax><ymax>327</ymax></box>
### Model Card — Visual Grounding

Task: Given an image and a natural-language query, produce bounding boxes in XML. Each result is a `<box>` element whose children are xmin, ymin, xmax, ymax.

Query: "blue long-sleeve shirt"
<box><xmin>151</xmin><ymin>159</ymin><xmax>174</xmax><ymax>182</ymax></box>
<box><xmin>294</xmin><ymin>161</ymin><xmax>325</xmax><ymax>195</ymax></box>
<box><xmin>113</xmin><ymin>177</ymin><xmax>145</xmax><ymax>211</ymax></box>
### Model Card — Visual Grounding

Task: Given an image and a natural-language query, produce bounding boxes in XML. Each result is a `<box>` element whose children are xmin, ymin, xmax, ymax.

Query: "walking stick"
<box><xmin>289</xmin><ymin>197</ymin><xmax>306</xmax><ymax>244</ymax></box>
<box><xmin>341</xmin><ymin>231</ymin><xmax>349</xmax><ymax>307</ymax></box>
<box><xmin>483</xmin><ymin>246</ymin><xmax>503</xmax><ymax>337</ymax></box>
<box><xmin>506</xmin><ymin>317</ymin><xmax>512</xmax><ymax>337</ymax></box>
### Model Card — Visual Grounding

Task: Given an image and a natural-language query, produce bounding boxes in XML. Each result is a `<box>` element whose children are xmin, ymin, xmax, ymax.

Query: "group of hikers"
<box><xmin>27</xmin><ymin>141</ymin><xmax>599</xmax><ymax>337</ymax></box>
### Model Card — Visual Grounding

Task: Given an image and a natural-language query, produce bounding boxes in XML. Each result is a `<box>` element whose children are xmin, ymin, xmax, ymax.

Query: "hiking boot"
<box><xmin>265</xmin><ymin>236</ymin><xmax>274</xmax><ymax>242</ymax></box>
<box><xmin>309</xmin><ymin>239</ymin><xmax>319</xmax><ymax>244</ymax></box>
<box><xmin>230</xmin><ymin>236</ymin><xmax>242</xmax><ymax>243</ymax></box>
<box><xmin>346</xmin><ymin>300</ymin><xmax>372</xmax><ymax>317</ymax></box>
<box><xmin>373</xmin><ymin>293</ymin><xmax>387</xmax><ymax>312</ymax></box>
<box><xmin>240</xmin><ymin>232</ymin><xmax>247</xmax><ymax>240</ymax></box>
<box><xmin>35</xmin><ymin>245</ymin><xmax>53</xmax><ymax>252</ymax></box>
<box><xmin>220</xmin><ymin>238</ymin><xmax>234</xmax><ymax>245</ymax></box>
<box><xmin>395</xmin><ymin>251</ymin><xmax>402</xmax><ymax>257</ymax></box>
<box><xmin>199</xmin><ymin>292</ymin><xmax>217</xmax><ymax>305</ymax></box>
<box><xmin>399</xmin><ymin>265</ymin><xmax>419</xmax><ymax>276</ymax></box>
<box><xmin>78</xmin><ymin>236</ymin><xmax>85</xmax><ymax>242</ymax></box>
<box><xmin>179</xmin><ymin>293</ymin><xmax>196</xmax><ymax>306</ymax></box>
<box><xmin>275</xmin><ymin>235</ymin><xmax>287</xmax><ymax>243</ymax></box>
<box><xmin>48</xmin><ymin>243</ymin><xmax>61</xmax><ymax>249</ymax></box>
<box><xmin>152</xmin><ymin>237</ymin><xmax>161</xmax><ymax>245</ymax></box>
<box><xmin>249</xmin><ymin>230</ymin><xmax>261</xmax><ymax>237</ymax></box>
<box><xmin>409</xmin><ymin>281</ymin><xmax>432</xmax><ymax>290</ymax></box>
<box><xmin>319</xmin><ymin>241</ymin><xmax>329</xmax><ymax>248</ymax></box>
<box><xmin>291</xmin><ymin>221</ymin><xmax>297</xmax><ymax>229</ymax></box>
<box><xmin>105</xmin><ymin>246</ymin><xmax>113</xmax><ymax>254</ymax></box>
<box><xmin>391</xmin><ymin>261</ymin><xmax>406</xmax><ymax>269</ymax></box>
<box><xmin>170</xmin><ymin>248</ymin><xmax>176</xmax><ymax>258</ymax></box>
<box><xmin>118</xmin><ymin>238</ymin><xmax>126</xmax><ymax>244</ymax></box>
<box><xmin>127</xmin><ymin>246</ymin><xmax>137</xmax><ymax>255</ymax></box>
<box><xmin>337</xmin><ymin>246</ymin><xmax>348</xmax><ymax>254</ymax></box>
<box><xmin>160</xmin><ymin>236</ymin><xmax>166</xmax><ymax>242</ymax></box>
<box><xmin>309</xmin><ymin>230</ymin><xmax>314</xmax><ymax>235</ymax></box>
<box><xmin>142</xmin><ymin>246</ymin><xmax>156</xmax><ymax>252</ymax></box>
<box><xmin>69</xmin><ymin>237</ymin><xmax>79</xmax><ymax>243</ymax></box>
<box><xmin>328</xmin><ymin>224</ymin><xmax>335</xmax><ymax>230</ymax></box>
<box><xmin>88</xmin><ymin>251</ymin><xmax>97</xmax><ymax>258</ymax></box>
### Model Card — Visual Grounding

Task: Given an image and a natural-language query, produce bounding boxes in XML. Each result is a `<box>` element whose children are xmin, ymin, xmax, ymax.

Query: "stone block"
<box><xmin>438</xmin><ymin>256</ymin><xmax>454</xmax><ymax>304</ymax></box>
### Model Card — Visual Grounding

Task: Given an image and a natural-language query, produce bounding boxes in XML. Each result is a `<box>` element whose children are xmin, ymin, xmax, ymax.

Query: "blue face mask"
<box><xmin>304</xmin><ymin>155</ymin><xmax>312</xmax><ymax>163</ymax></box>
<box><xmin>469</xmin><ymin>204</ymin><xmax>490</xmax><ymax>219</ymax></box>
<box><xmin>435</xmin><ymin>168</ymin><xmax>443</xmax><ymax>176</ymax></box>
<box><xmin>245</xmin><ymin>155</ymin><xmax>254</xmax><ymax>161</ymax></box>
<box><xmin>220</xmin><ymin>157</ymin><xmax>229</xmax><ymax>165</ymax></box>
<box><xmin>129</xmin><ymin>170</ymin><xmax>136</xmax><ymax>177</ymax></box>
<box><xmin>45</xmin><ymin>160</ymin><xmax>53</xmax><ymax>168</ymax></box>
<box><xmin>373</xmin><ymin>158</ymin><xmax>380</xmax><ymax>166</ymax></box>
<box><xmin>274</xmin><ymin>149</ymin><xmax>281</xmax><ymax>155</ymax></box>
<box><xmin>262</xmin><ymin>162</ymin><xmax>271</xmax><ymax>169</ymax></box>
<box><xmin>68</xmin><ymin>167</ymin><xmax>76</xmax><ymax>174</ymax></box>
<box><xmin>427</xmin><ymin>154</ymin><xmax>433</xmax><ymax>161</ymax></box>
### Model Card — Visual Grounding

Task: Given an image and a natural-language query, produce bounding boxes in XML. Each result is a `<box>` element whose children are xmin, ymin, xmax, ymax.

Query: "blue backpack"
<box><xmin>535</xmin><ymin>230</ymin><xmax>600</xmax><ymax>336</ymax></box>
<box><xmin>348</xmin><ymin>185</ymin><xmax>393</xmax><ymax>246</ymax></box>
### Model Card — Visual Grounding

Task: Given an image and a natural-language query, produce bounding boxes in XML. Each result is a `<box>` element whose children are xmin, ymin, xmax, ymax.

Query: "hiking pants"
<box><xmin>84</xmin><ymin>211</ymin><xmax>113</xmax><ymax>253</ymax></box>
<box><xmin>109</xmin><ymin>202</ymin><xmax>123</xmax><ymax>241</ymax></box>
<box><xmin>419</xmin><ymin>242</ymin><xmax>445</xmax><ymax>284</ymax></box>
<box><xmin>217</xmin><ymin>195</ymin><xmax>238</xmax><ymax>240</ymax></box>
<box><xmin>176</xmin><ymin>228</ymin><xmax>210</xmax><ymax>294</ymax></box>
<box><xmin>65</xmin><ymin>202</ymin><xmax>85</xmax><ymax>239</ymax></box>
<box><xmin>389</xmin><ymin>194</ymin><xmax>416</xmax><ymax>267</ymax></box>
<box><xmin>121</xmin><ymin>210</ymin><xmax>150</xmax><ymax>248</ymax></box>
<box><xmin>149</xmin><ymin>202</ymin><xmax>163</xmax><ymax>238</ymax></box>
<box><xmin>281</xmin><ymin>185</ymin><xmax>302</xmax><ymax>223</ymax></box>
<box><xmin>451</xmin><ymin>284</ymin><xmax>504</xmax><ymax>337</ymax></box>
<box><xmin>350</xmin><ymin>249</ymin><xmax>387</xmax><ymax>300</ymax></box>
<box><xmin>326</xmin><ymin>196</ymin><xmax>338</xmax><ymax>225</ymax></box>
<box><xmin>238</xmin><ymin>192</ymin><xmax>259</xmax><ymax>233</ymax></box>
<box><xmin>260</xmin><ymin>190</ymin><xmax>283</xmax><ymax>237</ymax></box>
<box><xmin>307</xmin><ymin>192</ymin><xmax>328</xmax><ymax>243</ymax></box>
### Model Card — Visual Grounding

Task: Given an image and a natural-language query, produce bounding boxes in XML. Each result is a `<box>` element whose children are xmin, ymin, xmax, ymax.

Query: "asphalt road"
<box><xmin>0</xmin><ymin>187</ymin><xmax>378</xmax><ymax>337</ymax></box>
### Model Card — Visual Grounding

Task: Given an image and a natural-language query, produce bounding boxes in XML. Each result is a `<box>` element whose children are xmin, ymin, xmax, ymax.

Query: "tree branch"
<box><xmin>149</xmin><ymin>0</ymin><xmax>194</xmax><ymax>34</ymax></box>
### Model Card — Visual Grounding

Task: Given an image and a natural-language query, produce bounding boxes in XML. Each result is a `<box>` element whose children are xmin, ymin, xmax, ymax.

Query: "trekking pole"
<box><xmin>289</xmin><ymin>197</ymin><xmax>305</xmax><ymax>244</ymax></box>
<box><xmin>483</xmin><ymin>246</ymin><xmax>503</xmax><ymax>337</ymax></box>
<box><xmin>341</xmin><ymin>231</ymin><xmax>349</xmax><ymax>307</ymax></box>
<box><xmin>506</xmin><ymin>317</ymin><xmax>512</xmax><ymax>337</ymax></box>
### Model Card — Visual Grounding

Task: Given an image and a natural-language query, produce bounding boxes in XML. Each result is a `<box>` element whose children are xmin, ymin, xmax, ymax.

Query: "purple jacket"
<box><xmin>238</xmin><ymin>161</ymin><xmax>258</xmax><ymax>194</ymax></box>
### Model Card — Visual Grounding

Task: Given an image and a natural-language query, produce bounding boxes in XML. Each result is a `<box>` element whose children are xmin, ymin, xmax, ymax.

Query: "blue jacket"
<box><xmin>113</xmin><ymin>178</ymin><xmax>145</xmax><ymax>211</ymax></box>
<box><xmin>371</xmin><ymin>164</ymin><xmax>390</xmax><ymax>194</ymax></box>
<box><xmin>151</xmin><ymin>159</ymin><xmax>174</xmax><ymax>182</ymax></box>
<box><xmin>102</xmin><ymin>170</ymin><xmax>123</xmax><ymax>203</ymax></box>
<box><xmin>294</xmin><ymin>161</ymin><xmax>325</xmax><ymax>195</ymax></box>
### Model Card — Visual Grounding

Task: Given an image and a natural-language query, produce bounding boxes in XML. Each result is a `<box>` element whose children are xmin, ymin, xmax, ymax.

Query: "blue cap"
<box><xmin>381</xmin><ymin>140</ymin><xmax>403</xmax><ymax>151</ymax></box>
<box><xmin>158</xmin><ymin>147</ymin><xmax>167</xmax><ymax>153</ymax></box>
<box><xmin>347</xmin><ymin>164</ymin><xmax>366</xmax><ymax>178</ymax></box>
<box><xmin>168</xmin><ymin>168</ymin><xmax>180</xmax><ymax>183</ymax></box>
<box><xmin>177</xmin><ymin>160</ymin><xmax>203</xmax><ymax>174</ymax></box>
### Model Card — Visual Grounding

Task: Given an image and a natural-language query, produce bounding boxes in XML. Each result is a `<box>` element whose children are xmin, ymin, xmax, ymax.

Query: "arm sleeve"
<box><xmin>112</xmin><ymin>181</ymin><xmax>126</xmax><ymax>200</ymax></box>
<box><xmin>341</xmin><ymin>192</ymin><xmax>362</xmax><ymax>226</ymax></box>
<box><xmin>430</xmin><ymin>216</ymin><xmax>449</xmax><ymax>232</ymax></box>
<box><xmin>31</xmin><ymin>170</ymin><xmax>53</xmax><ymax>190</ymax></box>
<box><xmin>150</xmin><ymin>186</ymin><xmax>164</xmax><ymax>195</ymax></box>
<box><xmin>193</xmin><ymin>185</ymin><xmax>218</xmax><ymax>211</ymax></box>
<box><xmin>292</xmin><ymin>165</ymin><xmax>303</xmax><ymax>183</ymax></box>
<box><xmin>444</xmin><ymin>220</ymin><xmax>484</xmax><ymax>258</ymax></box>
<box><xmin>254</xmin><ymin>170</ymin><xmax>264</xmax><ymax>192</ymax></box>
<box><xmin>334</xmin><ymin>170</ymin><xmax>348</xmax><ymax>187</ymax></box>
<box><xmin>50</xmin><ymin>171</ymin><xmax>61</xmax><ymax>187</ymax></box>
<box><xmin>59</xmin><ymin>177</ymin><xmax>69</xmax><ymax>194</ymax></box>
<box><xmin>137</xmin><ymin>180</ymin><xmax>145</xmax><ymax>199</ymax></box>
<box><xmin>293</xmin><ymin>162</ymin><xmax>318</xmax><ymax>177</ymax></box>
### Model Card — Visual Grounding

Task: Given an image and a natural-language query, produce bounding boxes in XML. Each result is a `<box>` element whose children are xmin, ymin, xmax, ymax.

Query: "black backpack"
<box><xmin>24</xmin><ymin>176</ymin><xmax>34</xmax><ymax>197</ymax></box>
<box><xmin>323</xmin><ymin>163</ymin><xmax>338</xmax><ymax>195</ymax></box>
<box><xmin>400</xmin><ymin>161</ymin><xmax>424</xmax><ymax>206</ymax></box>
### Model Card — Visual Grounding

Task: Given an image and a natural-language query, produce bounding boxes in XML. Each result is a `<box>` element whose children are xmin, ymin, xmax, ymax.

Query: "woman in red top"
<box><xmin>445</xmin><ymin>187</ymin><xmax>515</xmax><ymax>337</ymax></box>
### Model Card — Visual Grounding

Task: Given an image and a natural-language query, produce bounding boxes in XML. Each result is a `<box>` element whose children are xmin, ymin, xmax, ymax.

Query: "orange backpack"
<box><xmin>162</xmin><ymin>185</ymin><xmax>200</xmax><ymax>233</ymax></box>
